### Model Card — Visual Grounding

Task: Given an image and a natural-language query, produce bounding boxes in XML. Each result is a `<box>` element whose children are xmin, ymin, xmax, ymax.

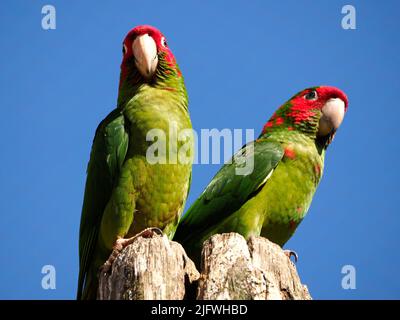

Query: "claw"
<box><xmin>139</xmin><ymin>227</ymin><xmax>163</xmax><ymax>238</ymax></box>
<box><xmin>284</xmin><ymin>250</ymin><xmax>299</xmax><ymax>263</ymax></box>
<box><xmin>100</xmin><ymin>248</ymin><xmax>120</xmax><ymax>275</ymax></box>
<box><xmin>99</xmin><ymin>227</ymin><xmax>164</xmax><ymax>275</ymax></box>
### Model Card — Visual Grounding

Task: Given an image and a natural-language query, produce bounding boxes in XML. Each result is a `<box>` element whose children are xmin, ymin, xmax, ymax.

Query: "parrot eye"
<box><xmin>122</xmin><ymin>44</ymin><xmax>127</xmax><ymax>55</ymax></box>
<box><xmin>304</xmin><ymin>90</ymin><xmax>318</xmax><ymax>101</ymax></box>
<box><xmin>161</xmin><ymin>37</ymin><xmax>168</xmax><ymax>48</ymax></box>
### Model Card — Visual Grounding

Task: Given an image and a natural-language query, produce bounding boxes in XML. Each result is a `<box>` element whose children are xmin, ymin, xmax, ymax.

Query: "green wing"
<box><xmin>77</xmin><ymin>108</ymin><xmax>128</xmax><ymax>300</ymax></box>
<box><xmin>174</xmin><ymin>139</ymin><xmax>284</xmax><ymax>244</ymax></box>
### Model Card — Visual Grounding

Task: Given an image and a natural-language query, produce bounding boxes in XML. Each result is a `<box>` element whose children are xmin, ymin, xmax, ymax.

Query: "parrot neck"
<box><xmin>316</xmin><ymin>130</ymin><xmax>336</xmax><ymax>152</ymax></box>
<box><xmin>117</xmin><ymin>53</ymin><xmax>186</xmax><ymax>108</ymax></box>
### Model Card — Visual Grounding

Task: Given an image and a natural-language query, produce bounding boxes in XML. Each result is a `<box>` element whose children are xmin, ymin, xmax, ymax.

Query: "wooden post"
<box><xmin>98</xmin><ymin>233</ymin><xmax>199</xmax><ymax>300</ymax></box>
<box><xmin>197</xmin><ymin>233</ymin><xmax>311</xmax><ymax>300</ymax></box>
<box><xmin>98</xmin><ymin>232</ymin><xmax>311</xmax><ymax>300</ymax></box>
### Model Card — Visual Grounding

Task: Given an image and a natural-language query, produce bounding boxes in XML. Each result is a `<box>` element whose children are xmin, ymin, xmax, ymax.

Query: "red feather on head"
<box><xmin>121</xmin><ymin>25</ymin><xmax>177</xmax><ymax>70</ymax></box>
<box><xmin>262</xmin><ymin>86</ymin><xmax>348</xmax><ymax>134</ymax></box>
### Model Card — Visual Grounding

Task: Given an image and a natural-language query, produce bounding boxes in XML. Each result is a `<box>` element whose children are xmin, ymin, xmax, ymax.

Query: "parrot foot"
<box><xmin>136</xmin><ymin>227</ymin><xmax>164</xmax><ymax>239</ymax></box>
<box><xmin>100</xmin><ymin>227</ymin><xmax>164</xmax><ymax>274</ymax></box>
<box><xmin>113</xmin><ymin>227</ymin><xmax>163</xmax><ymax>250</ymax></box>
<box><xmin>284</xmin><ymin>250</ymin><xmax>299</xmax><ymax>263</ymax></box>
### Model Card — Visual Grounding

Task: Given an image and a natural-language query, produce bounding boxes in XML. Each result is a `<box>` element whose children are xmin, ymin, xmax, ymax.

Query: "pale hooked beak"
<box><xmin>318</xmin><ymin>98</ymin><xmax>346</xmax><ymax>136</ymax></box>
<box><xmin>132</xmin><ymin>34</ymin><xmax>158</xmax><ymax>79</ymax></box>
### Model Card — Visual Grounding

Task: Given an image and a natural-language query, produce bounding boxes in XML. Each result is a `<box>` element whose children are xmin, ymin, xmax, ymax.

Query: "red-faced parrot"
<box><xmin>174</xmin><ymin>86</ymin><xmax>348</xmax><ymax>266</ymax></box>
<box><xmin>77</xmin><ymin>25</ymin><xmax>193</xmax><ymax>299</ymax></box>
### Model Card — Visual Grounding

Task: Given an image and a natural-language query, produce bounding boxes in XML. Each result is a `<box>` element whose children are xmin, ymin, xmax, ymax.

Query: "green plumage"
<box><xmin>174</xmin><ymin>87</ymin><xmax>341</xmax><ymax>266</ymax></box>
<box><xmin>77</xmin><ymin>27</ymin><xmax>193</xmax><ymax>299</ymax></box>
<box><xmin>174</xmin><ymin>134</ymin><xmax>323</xmax><ymax>265</ymax></box>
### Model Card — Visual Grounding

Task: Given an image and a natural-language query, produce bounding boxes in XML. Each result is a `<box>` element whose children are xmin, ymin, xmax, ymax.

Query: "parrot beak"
<box><xmin>318</xmin><ymin>98</ymin><xmax>346</xmax><ymax>136</ymax></box>
<box><xmin>132</xmin><ymin>34</ymin><xmax>158</xmax><ymax>80</ymax></box>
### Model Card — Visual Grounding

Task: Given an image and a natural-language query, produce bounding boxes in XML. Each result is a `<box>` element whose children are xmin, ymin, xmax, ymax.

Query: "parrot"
<box><xmin>174</xmin><ymin>86</ymin><xmax>348</xmax><ymax>266</ymax></box>
<box><xmin>77</xmin><ymin>25</ymin><xmax>193</xmax><ymax>300</ymax></box>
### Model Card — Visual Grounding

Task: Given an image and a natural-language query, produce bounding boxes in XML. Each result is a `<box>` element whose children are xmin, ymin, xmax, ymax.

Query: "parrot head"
<box><xmin>262</xmin><ymin>86</ymin><xmax>348</xmax><ymax>148</ymax></box>
<box><xmin>117</xmin><ymin>25</ymin><xmax>184</xmax><ymax>104</ymax></box>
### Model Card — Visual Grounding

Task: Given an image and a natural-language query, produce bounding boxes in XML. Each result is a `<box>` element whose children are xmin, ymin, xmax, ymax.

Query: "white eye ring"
<box><xmin>304</xmin><ymin>91</ymin><xmax>318</xmax><ymax>101</ymax></box>
<box><xmin>122</xmin><ymin>44</ymin><xmax>127</xmax><ymax>55</ymax></box>
<box><xmin>161</xmin><ymin>36</ymin><xmax>167</xmax><ymax>48</ymax></box>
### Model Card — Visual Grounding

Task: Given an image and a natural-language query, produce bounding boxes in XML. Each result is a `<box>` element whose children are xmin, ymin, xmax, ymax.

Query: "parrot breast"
<box><xmin>260</xmin><ymin>134</ymin><xmax>324</xmax><ymax>246</ymax></box>
<box><xmin>123</xmin><ymin>85</ymin><xmax>192</xmax><ymax>239</ymax></box>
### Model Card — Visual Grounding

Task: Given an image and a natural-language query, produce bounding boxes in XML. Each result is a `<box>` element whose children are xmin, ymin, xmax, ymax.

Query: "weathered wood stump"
<box><xmin>197</xmin><ymin>233</ymin><xmax>311</xmax><ymax>300</ymax></box>
<box><xmin>97</xmin><ymin>232</ymin><xmax>311</xmax><ymax>300</ymax></box>
<box><xmin>98</xmin><ymin>233</ymin><xmax>199</xmax><ymax>300</ymax></box>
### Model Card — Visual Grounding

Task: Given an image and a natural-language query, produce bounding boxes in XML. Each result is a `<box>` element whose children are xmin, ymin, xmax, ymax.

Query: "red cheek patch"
<box><xmin>287</xmin><ymin>109</ymin><xmax>316</xmax><ymax>124</ymax></box>
<box><xmin>275</xmin><ymin>117</ymin><xmax>284</xmax><ymax>125</ymax></box>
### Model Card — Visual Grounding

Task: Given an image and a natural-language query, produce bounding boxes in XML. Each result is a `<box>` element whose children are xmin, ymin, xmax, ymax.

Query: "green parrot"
<box><xmin>77</xmin><ymin>25</ymin><xmax>193</xmax><ymax>300</ymax></box>
<box><xmin>174</xmin><ymin>86</ymin><xmax>348</xmax><ymax>266</ymax></box>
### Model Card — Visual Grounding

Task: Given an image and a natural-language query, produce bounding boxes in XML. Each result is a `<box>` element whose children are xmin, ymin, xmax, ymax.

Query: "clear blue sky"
<box><xmin>0</xmin><ymin>0</ymin><xmax>399</xmax><ymax>299</ymax></box>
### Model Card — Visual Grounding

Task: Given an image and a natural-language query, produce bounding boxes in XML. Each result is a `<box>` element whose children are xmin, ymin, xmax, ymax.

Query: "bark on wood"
<box><xmin>197</xmin><ymin>233</ymin><xmax>311</xmax><ymax>300</ymax></box>
<box><xmin>98</xmin><ymin>233</ymin><xmax>200</xmax><ymax>300</ymax></box>
<box><xmin>97</xmin><ymin>232</ymin><xmax>311</xmax><ymax>300</ymax></box>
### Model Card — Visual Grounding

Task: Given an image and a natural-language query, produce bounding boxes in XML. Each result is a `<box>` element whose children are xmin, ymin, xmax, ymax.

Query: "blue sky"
<box><xmin>0</xmin><ymin>0</ymin><xmax>399</xmax><ymax>299</ymax></box>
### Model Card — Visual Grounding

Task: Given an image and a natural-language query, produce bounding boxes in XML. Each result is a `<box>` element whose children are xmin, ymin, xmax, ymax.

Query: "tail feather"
<box><xmin>77</xmin><ymin>271</ymin><xmax>98</xmax><ymax>300</ymax></box>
